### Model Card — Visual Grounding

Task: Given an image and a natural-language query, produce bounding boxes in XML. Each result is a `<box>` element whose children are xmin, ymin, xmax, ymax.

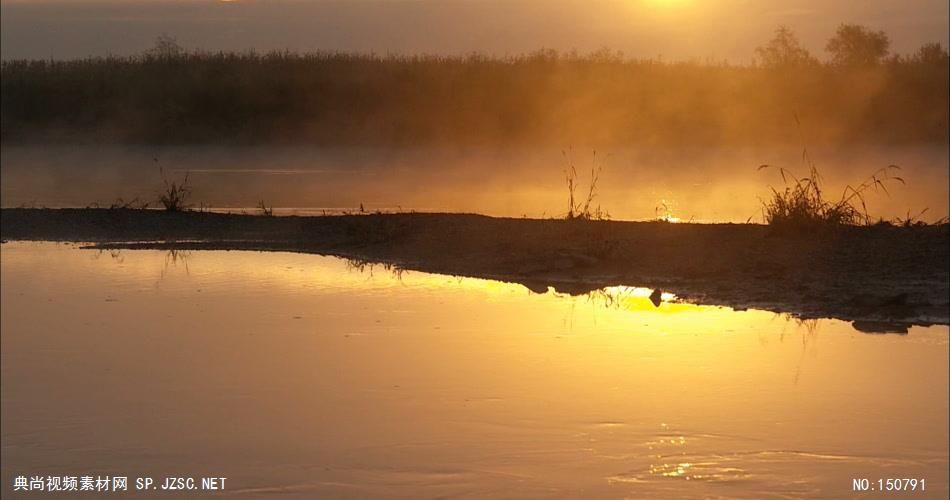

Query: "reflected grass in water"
<box><xmin>1</xmin><ymin>242</ymin><xmax>947</xmax><ymax>498</ymax></box>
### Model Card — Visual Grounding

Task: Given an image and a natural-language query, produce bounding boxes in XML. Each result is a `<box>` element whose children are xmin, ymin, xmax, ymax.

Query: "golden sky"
<box><xmin>1</xmin><ymin>0</ymin><xmax>948</xmax><ymax>60</ymax></box>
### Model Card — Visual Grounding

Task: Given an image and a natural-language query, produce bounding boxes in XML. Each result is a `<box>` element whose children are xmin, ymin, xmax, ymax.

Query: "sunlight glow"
<box><xmin>642</xmin><ymin>0</ymin><xmax>694</xmax><ymax>10</ymax></box>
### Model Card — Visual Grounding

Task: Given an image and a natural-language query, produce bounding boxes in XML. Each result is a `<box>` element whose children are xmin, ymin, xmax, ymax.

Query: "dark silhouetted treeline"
<box><xmin>2</xmin><ymin>27</ymin><xmax>947</xmax><ymax>147</ymax></box>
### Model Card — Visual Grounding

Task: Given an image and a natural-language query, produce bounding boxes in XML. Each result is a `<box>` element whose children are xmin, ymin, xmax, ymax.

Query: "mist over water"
<box><xmin>2</xmin><ymin>145</ymin><xmax>947</xmax><ymax>223</ymax></box>
<box><xmin>2</xmin><ymin>2</ymin><xmax>948</xmax><ymax>498</ymax></box>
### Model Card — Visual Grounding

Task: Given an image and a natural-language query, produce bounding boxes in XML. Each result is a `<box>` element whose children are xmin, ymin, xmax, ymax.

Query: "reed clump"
<box><xmin>158</xmin><ymin>168</ymin><xmax>192</xmax><ymax>212</ymax></box>
<box><xmin>257</xmin><ymin>200</ymin><xmax>274</xmax><ymax>216</ymax></box>
<box><xmin>758</xmin><ymin>161</ymin><xmax>904</xmax><ymax>230</ymax></box>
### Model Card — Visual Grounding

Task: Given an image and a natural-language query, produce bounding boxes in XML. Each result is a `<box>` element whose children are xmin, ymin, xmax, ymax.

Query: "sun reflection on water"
<box><xmin>2</xmin><ymin>242</ymin><xmax>948</xmax><ymax>498</ymax></box>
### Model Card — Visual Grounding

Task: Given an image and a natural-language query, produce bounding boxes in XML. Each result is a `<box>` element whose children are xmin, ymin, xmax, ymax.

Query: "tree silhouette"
<box><xmin>910</xmin><ymin>42</ymin><xmax>949</xmax><ymax>65</ymax></box>
<box><xmin>755</xmin><ymin>25</ymin><xmax>816</xmax><ymax>69</ymax></box>
<box><xmin>146</xmin><ymin>34</ymin><xmax>183</xmax><ymax>59</ymax></box>
<box><xmin>825</xmin><ymin>24</ymin><xmax>889</xmax><ymax>66</ymax></box>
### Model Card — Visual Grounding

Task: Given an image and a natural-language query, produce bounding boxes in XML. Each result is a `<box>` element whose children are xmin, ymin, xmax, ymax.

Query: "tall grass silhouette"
<box><xmin>759</xmin><ymin>163</ymin><xmax>904</xmax><ymax>229</ymax></box>
<box><xmin>758</xmin><ymin>118</ymin><xmax>905</xmax><ymax>229</ymax></box>
<box><xmin>563</xmin><ymin>149</ymin><xmax>608</xmax><ymax>220</ymax></box>
<box><xmin>158</xmin><ymin>168</ymin><xmax>192</xmax><ymax>212</ymax></box>
<box><xmin>1</xmin><ymin>45</ymin><xmax>946</xmax><ymax>146</ymax></box>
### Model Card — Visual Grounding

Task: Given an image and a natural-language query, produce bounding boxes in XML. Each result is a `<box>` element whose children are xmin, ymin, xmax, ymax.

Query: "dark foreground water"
<box><xmin>1</xmin><ymin>242</ymin><xmax>948</xmax><ymax>498</ymax></box>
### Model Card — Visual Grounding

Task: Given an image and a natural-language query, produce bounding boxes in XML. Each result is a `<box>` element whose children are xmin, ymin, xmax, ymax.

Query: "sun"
<box><xmin>642</xmin><ymin>0</ymin><xmax>694</xmax><ymax>10</ymax></box>
<box><xmin>633</xmin><ymin>0</ymin><xmax>700</xmax><ymax>20</ymax></box>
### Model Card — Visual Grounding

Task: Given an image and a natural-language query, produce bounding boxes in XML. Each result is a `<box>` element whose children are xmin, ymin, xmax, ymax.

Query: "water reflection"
<box><xmin>77</xmin><ymin>245</ymin><xmax>950</xmax><ymax>335</ymax></box>
<box><xmin>2</xmin><ymin>242</ymin><xmax>947</xmax><ymax>498</ymax></box>
<box><xmin>852</xmin><ymin>320</ymin><xmax>911</xmax><ymax>335</ymax></box>
<box><xmin>344</xmin><ymin>257</ymin><xmax>407</xmax><ymax>281</ymax></box>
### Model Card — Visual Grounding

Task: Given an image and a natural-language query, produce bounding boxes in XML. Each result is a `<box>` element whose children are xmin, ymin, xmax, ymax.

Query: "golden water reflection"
<box><xmin>1</xmin><ymin>242</ymin><xmax>947</xmax><ymax>498</ymax></box>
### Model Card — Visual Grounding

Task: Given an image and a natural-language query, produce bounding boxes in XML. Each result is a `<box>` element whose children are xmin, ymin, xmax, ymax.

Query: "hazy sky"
<box><xmin>1</xmin><ymin>0</ymin><xmax>948</xmax><ymax>61</ymax></box>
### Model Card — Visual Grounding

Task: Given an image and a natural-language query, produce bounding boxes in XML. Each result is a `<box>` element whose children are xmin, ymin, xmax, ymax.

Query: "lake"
<box><xmin>1</xmin><ymin>242</ymin><xmax>947</xmax><ymax>498</ymax></box>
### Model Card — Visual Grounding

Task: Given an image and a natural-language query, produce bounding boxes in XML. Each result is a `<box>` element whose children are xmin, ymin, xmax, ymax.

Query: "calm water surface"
<box><xmin>3</xmin><ymin>145</ymin><xmax>948</xmax><ymax>223</ymax></box>
<box><xmin>1</xmin><ymin>242</ymin><xmax>948</xmax><ymax>498</ymax></box>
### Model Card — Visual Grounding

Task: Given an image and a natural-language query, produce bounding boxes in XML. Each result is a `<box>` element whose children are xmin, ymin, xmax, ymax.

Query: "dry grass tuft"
<box><xmin>759</xmin><ymin>116</ymin><xmax>905</xmax><ymax>230</ymax></box>
<box><xmin>158</xmin><ymin>168</ymin><xmax>192</xmax><ymax>212</ymax></box>
<box><xmin>563</xmin><ymin>148</ymin><xmax>610</xmax><ymax>221</ymax></box>
<box><xmin>257</xmin><ymin>199</ymin><xmax>274</xmax><ymax>216</ymax></box>
<box><xmin>758</xmin><ymin>163</ymin><xmax>904</xmax><ymax>229</ymax></box>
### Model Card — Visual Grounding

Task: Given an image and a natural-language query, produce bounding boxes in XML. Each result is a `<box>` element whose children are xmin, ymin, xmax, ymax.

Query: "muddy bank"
<box><xmin>2</xmin><ymin>208</ymin><xmax>948</xmax><ymax>331</ymax></box>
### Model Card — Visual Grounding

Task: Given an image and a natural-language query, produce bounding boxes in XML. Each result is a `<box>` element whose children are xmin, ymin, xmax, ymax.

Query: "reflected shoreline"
<box><xmin>104</xmin><ymin>246</ymin><xmax>945</xmax><ymax>335</ymax></box>
<box><xmin>2</xmin><ymin>208</ymin><xmax>947</xmax><ymax>333</ymax></box>
<box><xmin>3</xmin><ymin>240</ymin><xmax>947</xmax><ymax>498</ymax></box>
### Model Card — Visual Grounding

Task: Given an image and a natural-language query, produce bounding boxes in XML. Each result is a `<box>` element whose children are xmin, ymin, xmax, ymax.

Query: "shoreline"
<box><xmin>2</xmin><ymin>208</ymin><xmax>948</xmax><ymax>332</ymax></box>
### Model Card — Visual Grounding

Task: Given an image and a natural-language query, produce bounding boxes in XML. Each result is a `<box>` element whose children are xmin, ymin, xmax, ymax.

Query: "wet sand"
<box><xmin>2</xmin><ymin>208</ymin><xmax>947</xmax><ymax>331</ymax></box>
